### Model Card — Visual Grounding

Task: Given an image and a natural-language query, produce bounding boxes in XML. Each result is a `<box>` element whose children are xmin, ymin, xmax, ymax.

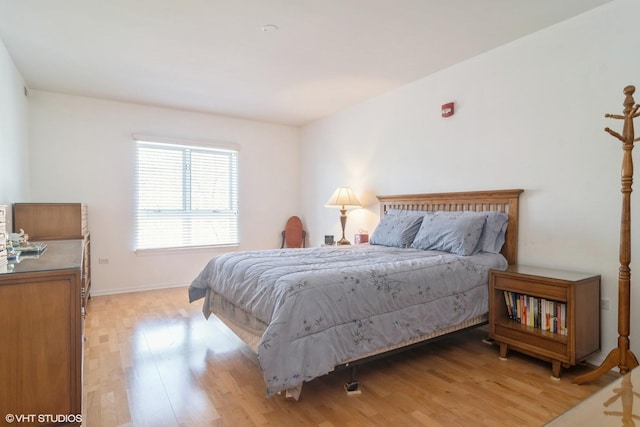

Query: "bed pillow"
<box><xmin>477</xmin><ymin>211</ymin><xmax>509</xmax><ymax>253</ymax></box>
<box><xmin>369</xmin><ymin>214</ymin><xmax>425</xmax><ymax>248</ymax></box>
<box><xmin>410</xmin><ymin>211</ymin><xmax>487</xmax><ymax>255</ymax></box>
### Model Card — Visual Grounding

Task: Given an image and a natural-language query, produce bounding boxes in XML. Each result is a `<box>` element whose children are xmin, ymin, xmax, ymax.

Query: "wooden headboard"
<box><xmin>377</xmin><ymin>189</ymin><xmax>524</xmax><ymax>265</ymax></box>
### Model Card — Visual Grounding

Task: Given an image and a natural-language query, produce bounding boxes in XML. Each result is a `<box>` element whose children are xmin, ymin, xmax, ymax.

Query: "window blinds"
<box><xmin>135</xmin><ymin>138</ymin><xmax>239</xmax><ymax>250</ymax></box>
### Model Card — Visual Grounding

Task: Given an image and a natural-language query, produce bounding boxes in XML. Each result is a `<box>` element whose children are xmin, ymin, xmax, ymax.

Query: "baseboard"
<box><xmin>90</xmin><ymin>282</ymin><xmax>188</xmax><ymax>297</ymax></box>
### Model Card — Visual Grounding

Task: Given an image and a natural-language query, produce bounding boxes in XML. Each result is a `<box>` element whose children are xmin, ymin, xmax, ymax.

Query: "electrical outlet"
<box><xmin>600</xmin><ymin>298</ymin><xmax>610</xmax><ymax>310</ymax></box>
<box><xmin>98</xmin><ymin>258</ymin><xmax>110</xmax><ymax>265</ymax></box>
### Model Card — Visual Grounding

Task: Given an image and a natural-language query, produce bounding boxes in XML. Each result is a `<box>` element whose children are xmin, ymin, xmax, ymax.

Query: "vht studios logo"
<box><xmin>5</xmin><ymin>413</ymin><xmax>83</xmax><ymax>424</ymax></box>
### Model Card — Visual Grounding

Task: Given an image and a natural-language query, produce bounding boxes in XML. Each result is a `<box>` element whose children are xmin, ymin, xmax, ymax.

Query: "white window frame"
<box><xmin>134</xmin><ymin>135</ymin><xmax>240</xmax><ymax>252</ymax></box>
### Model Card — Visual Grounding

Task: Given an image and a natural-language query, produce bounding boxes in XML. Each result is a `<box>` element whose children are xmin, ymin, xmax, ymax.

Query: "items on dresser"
<box><xmin>0</xmin><ymin>205</ymin><xmax>6</xmax><ymax>272</ymax></box>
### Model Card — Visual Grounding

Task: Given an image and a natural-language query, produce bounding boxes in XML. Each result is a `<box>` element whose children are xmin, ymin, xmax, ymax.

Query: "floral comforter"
<box><xmin>189</xmin><ymin>245</ymin><xmax>507</xmax><ymax>397</ymax></box>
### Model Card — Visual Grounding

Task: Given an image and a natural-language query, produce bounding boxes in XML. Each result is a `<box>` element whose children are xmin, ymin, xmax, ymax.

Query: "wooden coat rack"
<box><xmin>575</xmin><ymin>85</ymin><xmax>640</xmax><ymax>384</ymax></box>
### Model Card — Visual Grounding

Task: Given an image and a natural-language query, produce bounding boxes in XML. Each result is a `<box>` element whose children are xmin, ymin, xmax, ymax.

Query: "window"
<box><xmin>135</xmin><ymin>136</ymin><xmax>239</xmax><ymax>250</ymax></box>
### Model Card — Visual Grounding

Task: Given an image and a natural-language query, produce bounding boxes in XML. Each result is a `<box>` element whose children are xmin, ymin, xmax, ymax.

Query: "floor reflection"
<box><xmin>123</xmin><ymin>293</ymin><xmax>252</xmax><ymax>426</ymax></box>
<box><xmin>546</xmin><ymin>367</ymin><xmax>638</xmax><ymax>426</ymax></box>
<box><xmin>603</xmin><ymin>373</ymin><xmax>640</xmax><ymax>426</ymax></box>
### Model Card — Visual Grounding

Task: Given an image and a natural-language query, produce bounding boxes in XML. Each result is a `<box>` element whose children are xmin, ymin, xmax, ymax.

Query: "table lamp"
<box><xmin>325</xmin><ymin>187</ymin><xmax>361</xmax><ymax>245</ymax></box>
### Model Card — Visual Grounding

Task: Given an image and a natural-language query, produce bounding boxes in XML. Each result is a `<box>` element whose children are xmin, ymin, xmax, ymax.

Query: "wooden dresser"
<box><xmin>0</xmin><ymin>240</ymin><xmax>84</xmax><ymax>426</ymax></box>
<box><xmin>13</xmin><ymin>203</ymin><xmax>91</xmax><ymax>312</ymax></box>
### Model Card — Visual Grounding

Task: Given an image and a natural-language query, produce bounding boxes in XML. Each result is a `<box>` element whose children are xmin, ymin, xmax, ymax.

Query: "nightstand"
<box><xmin>488</xmin><ymin>265</ymin><xmax>601</xmax><ymax>378</ymax></box>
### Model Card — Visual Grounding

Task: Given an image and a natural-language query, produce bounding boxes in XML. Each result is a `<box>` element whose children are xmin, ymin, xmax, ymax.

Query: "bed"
<box><xmin>189</xmin><ymin>189</ymin><xmax>523</xmax><ymax>399</ymax></box>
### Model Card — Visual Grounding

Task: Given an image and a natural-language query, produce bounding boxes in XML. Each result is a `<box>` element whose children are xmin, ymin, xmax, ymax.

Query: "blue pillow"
<box><xmin>410</xmin><ymin>212</ymin><xmax>487</xmax><ymax>256</ymax></box>
<box><xmin>478</xmin><ymin>211</ymin><xmax>509</xmax><ymax>253</ymax></box>
<box><xmin>370</xmin><ymin>214</ymin><xmax>424</xmax><ymax>248</ymax></box>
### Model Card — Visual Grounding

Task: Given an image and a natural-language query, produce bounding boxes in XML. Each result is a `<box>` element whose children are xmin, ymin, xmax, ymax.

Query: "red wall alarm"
<box><xmin>441</xmin><ymin>102</ymin><xmax>454</xmax><ymax>117</ymax></box>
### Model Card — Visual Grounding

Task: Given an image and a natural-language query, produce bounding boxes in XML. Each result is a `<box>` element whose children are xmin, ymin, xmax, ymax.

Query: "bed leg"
<box><xmin>344</xmin><ymin>366</ymin><xmax>361</xmax><ymax>396</ymax></box>
<box><xmin>482</xmin><ymin>336</ymin><xmax>495</xmax><ymax>345</ymax></box>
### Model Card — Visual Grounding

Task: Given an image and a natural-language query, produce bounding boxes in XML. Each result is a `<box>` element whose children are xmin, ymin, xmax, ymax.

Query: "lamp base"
<box><xmin>336</xmin><ymin>209</ymin><xmax>352</xmax><ymax>245</ymax></box>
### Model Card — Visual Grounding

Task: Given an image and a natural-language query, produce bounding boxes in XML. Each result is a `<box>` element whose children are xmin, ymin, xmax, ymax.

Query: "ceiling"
<box><xmin>0</xmin><ymin>0</ymin><xmax>614</xmax><ymax>126</ymax></box>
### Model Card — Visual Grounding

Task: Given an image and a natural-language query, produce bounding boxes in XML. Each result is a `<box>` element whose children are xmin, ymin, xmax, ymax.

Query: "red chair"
<box><xmin>281</xmin><ymin>216</ymin><xmax>306</xmax><ymax>248</ymax></box>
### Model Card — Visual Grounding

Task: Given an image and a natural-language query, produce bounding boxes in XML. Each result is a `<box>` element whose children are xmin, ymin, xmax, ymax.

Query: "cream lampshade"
<box><xmin>325</xmin><ymin>187</ymin><xmax>361</xmax><ymax>245</ymax></box>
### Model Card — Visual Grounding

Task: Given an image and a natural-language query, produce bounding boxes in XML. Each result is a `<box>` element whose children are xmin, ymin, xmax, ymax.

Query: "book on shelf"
<box><xmin>502</xmin><ymin>290</ymin><xmax>567</xmax><ymax>335</ymax></box>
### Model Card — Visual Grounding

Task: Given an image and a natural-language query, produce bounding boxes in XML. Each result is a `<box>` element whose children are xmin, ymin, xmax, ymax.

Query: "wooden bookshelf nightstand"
<box><xmin>488</xmin><ymin>265</ymin><xmax>601</xmax><ymax>379</ymax></box>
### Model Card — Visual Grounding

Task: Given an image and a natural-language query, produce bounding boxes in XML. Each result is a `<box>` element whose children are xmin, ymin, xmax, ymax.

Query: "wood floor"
<box><xmin>83</xmin><ymin>286</ymin><xmax>618</xmax><ymax>427</ymax></box>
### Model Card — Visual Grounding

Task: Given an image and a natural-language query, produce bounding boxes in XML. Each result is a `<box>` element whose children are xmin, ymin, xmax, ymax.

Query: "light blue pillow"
<box><xmin>478</xmin><ymin>211</ymin><xmax>509</xmax><ymax>253</ymax></box>
<box><xmin>370</xmin><ymin>214</ymin><xmax>424</xmax><ymax>248</ymax></box>
<box><xmin>410</xmin><ymin>212</ymin><xmax>487</xmax><ymax>256</ymax></box>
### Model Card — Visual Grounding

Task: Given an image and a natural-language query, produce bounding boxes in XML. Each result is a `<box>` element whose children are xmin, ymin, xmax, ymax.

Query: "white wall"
<box><xmin>300</xmin><ymin>0</ymin><xmax>640</xmax><ymax>365</ymax></box>
<box><xmin>28</xmin><ymin>91</ymin><xmax>300</xmax><ymax>295</ymax></box>
<box><xmin>0</xmin><ymin>37</ymin><xmax>29</xmax><ymax>213</ymax></box>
